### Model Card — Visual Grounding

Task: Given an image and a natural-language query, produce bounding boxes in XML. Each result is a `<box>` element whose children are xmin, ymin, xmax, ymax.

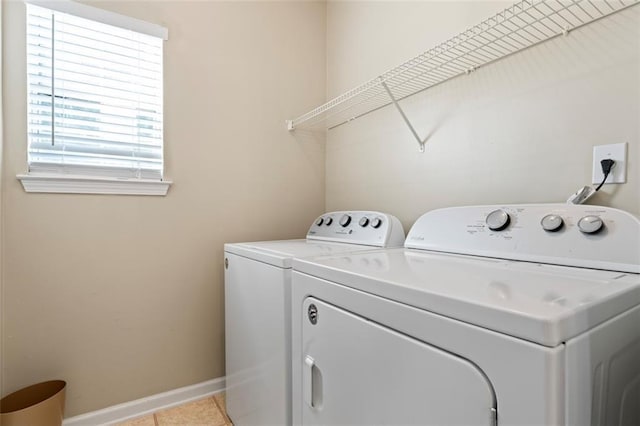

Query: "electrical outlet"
<box><xmin>592</xmin><ymin>142</ymin><xmax>627</xmax><ymax>185</ymax></box>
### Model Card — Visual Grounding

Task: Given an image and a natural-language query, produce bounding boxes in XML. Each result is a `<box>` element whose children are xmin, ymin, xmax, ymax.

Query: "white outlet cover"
<box><xmin>592</xmin><ymin>142</ymin><xmax>627</xmax><ymax>185</ymax></box>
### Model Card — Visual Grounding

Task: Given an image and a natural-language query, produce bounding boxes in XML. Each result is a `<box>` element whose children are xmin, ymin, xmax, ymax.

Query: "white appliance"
<box><xmin>291</xmin><ymin>204</ymin><xmax>640</xmax><ymax>426</ymax></box>
<box><xmin>224</xmin><ymin>211</ymin><xmax>405</xmax><ymax>426</ymax></box>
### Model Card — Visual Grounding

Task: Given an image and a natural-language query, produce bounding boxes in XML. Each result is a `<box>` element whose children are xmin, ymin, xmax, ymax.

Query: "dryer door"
<box><xmin>301</xmin><ymin>297</ymin><xmax>497</xmax><ymax>425</ymax></box>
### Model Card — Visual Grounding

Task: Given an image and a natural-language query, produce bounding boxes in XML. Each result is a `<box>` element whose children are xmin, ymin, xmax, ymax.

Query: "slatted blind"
<box><xmin>26</xmin><ymin>4</ymin><xmax>164</xmax><ymax>180</ymax></box>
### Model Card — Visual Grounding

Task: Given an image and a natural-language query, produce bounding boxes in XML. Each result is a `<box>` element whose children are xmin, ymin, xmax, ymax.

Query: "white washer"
<box><xmin>224</xmin><ymin>211</ymin><xmax>404</xmax><ymax>426</ymax></box>
<box><xmin>291</xmin><ymin>204</ymin><xmax>640</xmax><ymax>426</ymax></box>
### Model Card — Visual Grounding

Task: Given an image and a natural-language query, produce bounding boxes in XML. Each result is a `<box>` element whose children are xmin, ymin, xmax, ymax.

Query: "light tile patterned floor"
<box><xmin>116</xmin><ymin>392</ymin><xmax>231</xmax><ymax>426</ymax></box>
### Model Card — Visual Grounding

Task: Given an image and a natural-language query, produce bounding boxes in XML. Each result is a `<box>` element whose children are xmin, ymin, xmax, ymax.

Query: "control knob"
<box><xmin>371</xmin><ymin>217</ymin><xmax>383</xmax><ymax>229</ymax></box>
<box><xmin>578</xmin><ymin>215</ymin><xmax>604</xmax><ymax>234</ymax></box>
<box><xmin>486</xmin><ymin>209</ymin><xmax>511</xmax><ymax>231</ymax></box>
<box><xmin>359</xmin><ymin>217</ymin><xmax>369</xmax><ymax>227</ymax></box>
<box><xmin>325</xmin><ymin>217</ymin><xmax>333</xmax><ymax>226</ymax></box>
<box><xmin>339</xmin><ymin>214</ymin><xmax>352</xmax><ymax>227</ymax></box>
<box><xmin>315</xmin><ymin>217</ymin><xmax>324</xmax><ymax>226</ymax></box>
<box><xmin>540</xmin><ymin>214</ymin><xmax>563</xmax><ymax>232</ymax></box>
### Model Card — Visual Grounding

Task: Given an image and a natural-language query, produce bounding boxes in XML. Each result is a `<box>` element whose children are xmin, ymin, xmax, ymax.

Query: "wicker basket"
<box><xmin>0</xmin><ymin>380</ymin><xmax>66</xmax><ymax>426</ymax></box>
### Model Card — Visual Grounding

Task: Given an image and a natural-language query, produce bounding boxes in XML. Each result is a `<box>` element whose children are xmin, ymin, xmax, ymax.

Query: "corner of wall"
<box><xmin>323</xmin><ymin>0</ymin><xmax>329</xmax><ymax>213</ymax></box>
<box><xmin>0</xmin><ymin>0</ymin><xmax>6</xmax><ymax>398</ymax></box>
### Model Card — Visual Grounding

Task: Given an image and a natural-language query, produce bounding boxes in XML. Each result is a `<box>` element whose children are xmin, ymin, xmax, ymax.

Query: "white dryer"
<box><xmin>291</xmin><ymin>204</ymin><xmax>640</xmax><ymax>426</ymax></box>
<box><xmin>224</xmin><ymin>211</ymin><xmax>404</xmax><ymax>426</ymax></box>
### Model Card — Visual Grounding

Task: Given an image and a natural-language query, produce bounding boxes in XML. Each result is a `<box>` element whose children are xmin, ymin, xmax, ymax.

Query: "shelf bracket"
<box><xmin>381</xmin><ymin>81</ymin><xmax>427</xmax><ymax>152</ymax></box>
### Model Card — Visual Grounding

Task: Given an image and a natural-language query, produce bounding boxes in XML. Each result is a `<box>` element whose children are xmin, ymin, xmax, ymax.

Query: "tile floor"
<box><xmin>116</xmin><ymin>392</ymin><xmax>231</xmax><ymax>426</ymax></box>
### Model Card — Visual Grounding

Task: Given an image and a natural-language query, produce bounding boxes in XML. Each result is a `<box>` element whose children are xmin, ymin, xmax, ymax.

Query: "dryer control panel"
<box><xmin>405</xmin><ymin>204</ymin><xmax>640</xmax><ymax>273</ymax></box>
<box><xmin>307</xmin><ymin>211</ymin><xmax>405</xmax><ymax>248</ymax></box>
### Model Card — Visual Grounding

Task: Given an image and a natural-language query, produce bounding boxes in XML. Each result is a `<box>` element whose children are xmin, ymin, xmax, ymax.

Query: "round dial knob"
<box><xmin>371</xmin><ymin>217</ymin><xmax>383</xmax><ymax>229</ymax></box>
<box><xmin>486</xmin><ymin>209</ymin><xmax>511</xmax><ymax>231</ymax></box>
<box><xmin>578</xmin><ymin>215</ymin><xmax>604</xmax><ymax>234</ymax></box>
<box><xmin>359</xmin><ymin>217</ymin><xmax>369</xmax><ymax>227</ymax></box>
<box><xmin>315</xmin><ymin>217</ymin><xmax>324</xmax><ymax>226</ymax></box>
<box><xmin>540</xmin><ymin>214</ymin><xmax>563</xmax><ymax>232</ymax></box>
<box><xmin>324</xmin><ymin>217</ymin><xmax>333</xmax><ymax>226</ymax></box>
<box><xmin>339</xmin><ymin>214</ymin><xmax>352</xmax><ymax>227</ymax></box>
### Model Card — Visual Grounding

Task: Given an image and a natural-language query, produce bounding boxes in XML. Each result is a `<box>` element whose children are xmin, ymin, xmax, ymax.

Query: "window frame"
<box><xmin>17</xmin><ymin>0</ymin><xmax>171</xmax><ymax>196</ymax></box>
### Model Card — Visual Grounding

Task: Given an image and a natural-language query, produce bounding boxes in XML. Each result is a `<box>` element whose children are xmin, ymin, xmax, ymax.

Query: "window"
<box><xmin>18</xmin><ymin>0</ymin><xmax>170</xmax><ymax>195</ymax></box>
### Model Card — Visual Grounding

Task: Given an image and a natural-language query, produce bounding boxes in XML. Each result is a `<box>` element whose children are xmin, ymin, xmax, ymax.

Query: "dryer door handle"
<box><xmin>303</xmin><ymin>356</ymin><xmax>315</xmax><ymax>407</ymax></box>
<box><xmin>303</xmin><ymin>355</ymin><xmax>323</xmax><ymax>409</ymax></box>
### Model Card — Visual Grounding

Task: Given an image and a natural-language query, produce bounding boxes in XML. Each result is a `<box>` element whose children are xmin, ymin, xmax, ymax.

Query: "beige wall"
<box><xmin>1</xmin><ymin>0</ymin><xmax>326</xmax><ymax>417</ymax></box>
<box><xmin>0</xmin><ymin>0</ymin><xmax>4</xmax><ymax>401</ymax></box>
<box><xmin>326</xmin><ymin>1</ymin><xmax>640</xmax><ymax>229</ymax></box>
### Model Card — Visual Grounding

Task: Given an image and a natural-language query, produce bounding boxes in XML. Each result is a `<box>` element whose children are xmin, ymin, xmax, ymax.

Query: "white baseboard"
<box><xmin>63</xmin><ymin>377</ymin><xmax>226</xmax><ymax>426</ymax></box>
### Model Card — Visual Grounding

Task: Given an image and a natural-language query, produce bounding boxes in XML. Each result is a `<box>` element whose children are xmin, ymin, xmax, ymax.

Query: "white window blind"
<box><xmin>26</xmin><ymin>3</ymin><xmax>165</xmax><ymax>180</ymax></box>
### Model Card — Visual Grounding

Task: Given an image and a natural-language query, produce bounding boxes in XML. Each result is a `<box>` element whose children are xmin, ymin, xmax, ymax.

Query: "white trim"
<box><xmin>63</xmin><ymin>377</ymin><xmax>225</xmax><ymax>426</ymax></box>
<box><xmin>25</xmin><ymin>0</ymin><xmax>168</xmax><ymax>40</ymax></box>
<box><xmin>17</xmin><ymin>174</ymin><xmax>172</xmax><ymax>196</ymax></box>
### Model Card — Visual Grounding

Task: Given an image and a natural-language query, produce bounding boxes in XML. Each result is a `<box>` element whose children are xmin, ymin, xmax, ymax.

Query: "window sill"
<box><xmin>17</xmin><ymin>174</ymin><xmax>172</xmax><ymax>196</ymax></box>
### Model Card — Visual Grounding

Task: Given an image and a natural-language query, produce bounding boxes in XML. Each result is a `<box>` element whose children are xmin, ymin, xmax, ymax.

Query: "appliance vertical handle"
<box><xmin>303</xmin><ymin>355</ymin><xmax>315</xmax><ymax>407</ymax></box>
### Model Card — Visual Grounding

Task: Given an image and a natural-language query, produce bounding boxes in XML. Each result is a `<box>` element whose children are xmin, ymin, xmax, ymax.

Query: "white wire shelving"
<box><xmin>286</xmin><ymin>0</ymin><xmax>639</xmax><ymax>151</ymax></box>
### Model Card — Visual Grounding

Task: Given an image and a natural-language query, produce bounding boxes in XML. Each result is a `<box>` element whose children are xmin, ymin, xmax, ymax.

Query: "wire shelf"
<box><xmin>287</xmin><ymin>0</ymin><xmax>639</xmax><ymax>133</ymax></box>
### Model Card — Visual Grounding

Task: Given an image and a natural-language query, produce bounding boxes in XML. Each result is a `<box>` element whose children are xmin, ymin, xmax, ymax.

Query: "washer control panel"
<box><xmin>307</xmin><ymin>211</ymin><xmax>405</xmax><ymax>247</ymax></box>
<box><xmin>406</xmin><ymin>204</ymin><xmax>640</xmax><ymax>273</ymax></box>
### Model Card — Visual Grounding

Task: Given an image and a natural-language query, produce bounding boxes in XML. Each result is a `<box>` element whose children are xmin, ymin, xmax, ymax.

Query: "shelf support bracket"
<box><xmin>381</xmin><ymin>81</ymin><xmax>427</xmax><ymax>153</ymax></box>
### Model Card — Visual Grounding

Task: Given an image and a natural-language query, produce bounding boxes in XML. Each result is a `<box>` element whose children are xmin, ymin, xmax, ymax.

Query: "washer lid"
<box><xmin>293</xmin><ymin>249</ymin><xmax>640</xmax><ymax>346</ymax></box>
<box><xmin>224</xmin><ymin>240</ymin><xmax>382</xmax><ymax>268</ymax></box>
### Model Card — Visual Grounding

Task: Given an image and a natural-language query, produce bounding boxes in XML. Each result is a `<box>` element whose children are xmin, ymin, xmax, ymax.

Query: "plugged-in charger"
<box><xmin>567</xmin><ymin>186</ymin><xmax>596</xmax><ymax>205</ymax></box>
<box><xmin>567</xmin><ymin>159</ymin><xmax>615</xmax><ymax>204</ymax></box>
